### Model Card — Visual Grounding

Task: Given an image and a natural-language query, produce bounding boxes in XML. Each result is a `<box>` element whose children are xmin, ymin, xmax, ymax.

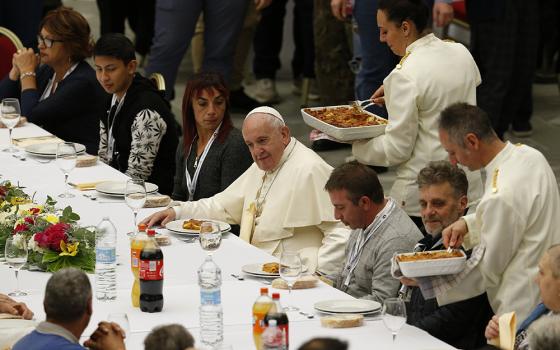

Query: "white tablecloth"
<box><xmin>0</xmin><ymin>123</ymin><xmax>456</xmax><ymax>349</ymax></box>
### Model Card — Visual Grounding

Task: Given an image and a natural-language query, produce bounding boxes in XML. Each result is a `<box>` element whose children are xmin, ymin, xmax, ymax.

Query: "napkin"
<box><xmin>489</xmin><ymin>312</ymin><xmax>516</xmax><ymax>350</ymax></box>
<box><xmin>0</xmin><ymin>313</ymin><xmax>22</xmax><ymax>320</ymax></box>
<box><xmin>69</xmin><ymin>181</ymin><xmax>106</xmax><ymax>191</ymax></box>
<box><xmin>12</xmin><ymin>134</ymin><xmax>61</xmax><ymax>147</ymax></box>
<box><xmin>271</xmin><ymin>275</ymin><xmax>318</xmax><ymax>289</ymax></box>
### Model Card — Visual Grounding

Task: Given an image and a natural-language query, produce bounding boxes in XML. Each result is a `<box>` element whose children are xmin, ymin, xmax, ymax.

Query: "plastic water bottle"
<box><xmin>95</xmin><ymin>217</ymin><xmax>117</xmax><ymax>301</ymax></box>
<box><xmin>262</xmin><ymin>319</ymin><xmax>284</xmax><ymax>350</ymax></box>
<box><xmin>198</xmin><ymin>256</ymin><xmax>223</xmax><ymax>347</ymax></box>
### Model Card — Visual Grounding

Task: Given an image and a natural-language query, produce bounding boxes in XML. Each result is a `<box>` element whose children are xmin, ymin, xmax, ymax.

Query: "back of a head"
<box><xmin>40</xmin><ymin>6</ymin><xmax>93</xmax><ymax>62</ymax></box>
<box><xmin>93</xmin><ymin>33</ymin><xmax>136</xmax><ymax>65</ymax></box>
<box><xmin>298</xmin><ymin>337</ymin><xmax>348</xmax><ymax>350</ymax></box>
<box><xmin>325</xmin><ymin>161</ymin><xmax>384</xmax><ymax>205</ymax></box>
<box><xmin>377</xmin><ymin>0</ymin><xmax>430</xmax><ymax>33</ymax></box>
<box><xmin>528</xmin><ymin>314</ymin><xmax>560</xmax><ymax>350</ymax></box>
<box><xmin>547</xmin><ymin>244</ymin><xmax>560</xmax><ymax>278</ymax></box>
<box><xmin>44</xmin><ymin>267</ymin><xmax>91</xmax><ymax>323</ymax></box>
<box><xmin>144</xmin><ymin>324</ymin><xmax>194</xmax><ymax>350</ymax></box>
<box><xmin>438</xmin><ymin>103</ymin><xmax>497</xmax><ymax>146</ymax></box>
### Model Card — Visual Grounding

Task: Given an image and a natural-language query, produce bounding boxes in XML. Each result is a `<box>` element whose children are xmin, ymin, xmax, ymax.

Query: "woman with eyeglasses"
<box><xmin>0</xmin><ymin>7</ymin><xmax>106</xmax><ymax>154</ymax></box>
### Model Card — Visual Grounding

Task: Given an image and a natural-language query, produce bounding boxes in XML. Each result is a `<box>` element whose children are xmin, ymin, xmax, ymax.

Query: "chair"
<box><xmin>0</xmin><ymin>27</ymin><xmax>24</xmax><ymax>80</ymax></box>
<box><xmin>149</xmin><ymin>72</ymin><xmax>166</xmax><ymax>92</ymax></box>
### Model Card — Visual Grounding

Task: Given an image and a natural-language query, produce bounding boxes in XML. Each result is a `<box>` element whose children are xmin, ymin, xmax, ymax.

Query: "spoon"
<box><xmin>299</xmin><ymin>311</ymin><xmax>314</xmax><ymax>319</ymax></box>
<box><xmin>230</xmin><ymin>273</ymin><xmax>245</xmax><ymax>281</ymax></box>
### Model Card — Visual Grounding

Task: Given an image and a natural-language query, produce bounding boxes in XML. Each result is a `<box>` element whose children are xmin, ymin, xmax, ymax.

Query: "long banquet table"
<box><xmin>0</xmin><ymin>123</ymin><xmax>456</xmax><ymax>349</ymax></box>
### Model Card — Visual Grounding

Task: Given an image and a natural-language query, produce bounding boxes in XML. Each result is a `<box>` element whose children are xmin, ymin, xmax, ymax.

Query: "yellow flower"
<box><xmin>44</xmin><ymin>214</ymin><xmax>59</xmax><ymax>224</ymax></box>
<box><xmin>59</xmin><ymin>241</ymin><xmax>79</xmax><ymax>257</ymax></box>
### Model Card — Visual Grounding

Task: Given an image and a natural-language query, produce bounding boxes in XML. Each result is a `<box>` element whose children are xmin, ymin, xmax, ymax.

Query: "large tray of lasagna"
<box><xmin>301</xmin><ymin>105</ymin><xmax>387</xmax><ymax>141</ymax></box>
<box><xmin>396</xmin><ymin>250</ymin><xmax>467</xmax><ymax>278</ymax></box>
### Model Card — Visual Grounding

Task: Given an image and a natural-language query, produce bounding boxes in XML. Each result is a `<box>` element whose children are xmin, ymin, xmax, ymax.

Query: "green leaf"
<box><xmin>42</xmin><ymin>250</ymin><xmax>60</xmax><ymax>263</ymax></box>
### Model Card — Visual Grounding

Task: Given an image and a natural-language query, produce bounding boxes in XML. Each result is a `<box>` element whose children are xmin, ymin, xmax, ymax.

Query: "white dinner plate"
<box><xmin>95</xmin><ymin>181</ymin><xmax>158</xmax><ymax>197</ymax></box>
<box><xmin>314</xmin><ymin>299</ymin><xmax>381</xmax><ymax>314</ymax></box>
<box><xmin>24</xmin><ymin>142</ymin><xmax>86</xmax><ymax>157</ymax></box>
<box><xmin>241</xmin><ymin>263</ymin><xmax>309</xmax><ymax>277</ymax></box>
<box><xmin>165</xmin><ymin>219</ymin><xmax>231</xmax><ymax>236</ymax></box>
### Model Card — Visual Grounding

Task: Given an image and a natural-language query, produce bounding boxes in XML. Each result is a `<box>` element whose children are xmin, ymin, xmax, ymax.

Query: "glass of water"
<box><xmin>56</xmin><ymin>142</ymin><xmax>77</xmax><ymax>198</ymax></box>
<box><xmin>382</xmin><ymin>297</ymin><xmax>407</xmax><ymax>344</ymax></box>
<box><xmin>5</xmin><ymin>236</ymin><xmax>28</xmax><ymax>296</ymax></box>
<box><xmin>125</xmin><ymin>179</ymin><xmax>146</xmax><ymax>237</ymax></box>
<box><xmin>199</xmin><ymin>221</ymin><xmax>221</xmax><ymax>256</ymax></box>
<box><xmin>1</xmin><ymin>98</ymin><xmax>21</xmax><ymax>153</ymax></box>
<box><xmin>279</xmin><ymin>251</ymin><xmax>302</xmax><ymax>311</ymax></box>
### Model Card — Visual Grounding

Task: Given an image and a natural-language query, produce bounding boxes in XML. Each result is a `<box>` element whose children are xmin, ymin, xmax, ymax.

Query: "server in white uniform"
<box><xmin>352</xmin><ymin>0</ymin><xmax>482</xmax><ymax>223</ymax></box>
<box><xmin>438</xmin><ymin>103</ymin><xmax>560</xmax><ymax>322</ymax></box>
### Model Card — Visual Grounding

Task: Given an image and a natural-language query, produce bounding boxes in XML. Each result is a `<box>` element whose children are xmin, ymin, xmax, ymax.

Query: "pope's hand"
<box><xmin>370</xmin><ymin>85</ymin><xmax>385</xmax><ymax>106</ymax></box>
<box><xmin>141</xmin><ymin>207</ymin><xmax>176</xmax><ymax>228</ymax></box>
<box><xmin>485</xmin><ymin>315</ymin><xmax>500</xmax><ymax>340</ymax></box>
<box><xmin>442</xmin><ymin>218</ymin><xmax>467</xmax><ymax>248</ymax></box>
<box><xmin>399</xmin><ymin>277</ymin><xmax>418</xmax><ymax>287</ymax></box>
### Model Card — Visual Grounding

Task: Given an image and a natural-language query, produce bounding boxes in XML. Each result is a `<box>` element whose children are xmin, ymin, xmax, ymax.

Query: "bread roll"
<box><xmin>320</xmin><ymin>314</ymin><xmax>364</xmax><ymax>328</ymax></box>
<box><xmin>271</xmin><ymin>275</ymin><xmax>318</xmax><ymax>289</ymax></box>
<box><xmin>76</xmin><ymin>154</ymin><xmax>98</xmax><ymax>167</ymax></box>
<box><xmin>144</xmin><ymin>195</ymin><xmax>171</xmax><ymax>208</ymax></box>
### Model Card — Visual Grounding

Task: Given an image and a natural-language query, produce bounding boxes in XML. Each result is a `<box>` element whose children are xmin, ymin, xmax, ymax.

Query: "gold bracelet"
<box><xmin>20</xmin><ymin>71</ymin><xmax>36</xmax><ymax>81</ymax></box>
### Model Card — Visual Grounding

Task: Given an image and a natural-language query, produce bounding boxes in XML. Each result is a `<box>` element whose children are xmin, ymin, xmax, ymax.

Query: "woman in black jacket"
<box><xmin>0</xmin><ymin>7</ymin><xmax>106</xmax><ymax>154</ymax></box>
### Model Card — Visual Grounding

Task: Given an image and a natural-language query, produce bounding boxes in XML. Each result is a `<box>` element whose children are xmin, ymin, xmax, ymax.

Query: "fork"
<box><xmin>180</xmin><ymin>237</ymin><xmax>198</xmax><ymax>243</ymax></box>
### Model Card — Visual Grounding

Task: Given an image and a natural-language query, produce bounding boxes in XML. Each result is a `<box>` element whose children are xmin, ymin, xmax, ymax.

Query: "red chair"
<box><xmin>0</xmin><ymin>27</ymin><xmax>24</xmax><ymax>80</ymax></box>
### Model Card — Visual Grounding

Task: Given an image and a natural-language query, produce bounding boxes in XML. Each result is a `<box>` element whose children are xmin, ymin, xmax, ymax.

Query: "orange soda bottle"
<box><xmin>130</xmin><ymin>223</ymin><xmax>147</xmax><ymax>307</ymax></box>
<box><xmin>253</xmin><ymin>287</ymin><xmax>273</xmax><ymax>350</ymax></box>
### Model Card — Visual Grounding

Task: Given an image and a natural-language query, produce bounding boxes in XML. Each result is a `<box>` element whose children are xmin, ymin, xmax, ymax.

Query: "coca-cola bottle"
<box><xmin>264</xmin><ymin>292</ymin><xmax>289</xmax><ymax>349</ymax></box>
<box><xmin>139</xmin><ymin>229</ymin><xmax>163</xmax><ymax>312</ymax></box>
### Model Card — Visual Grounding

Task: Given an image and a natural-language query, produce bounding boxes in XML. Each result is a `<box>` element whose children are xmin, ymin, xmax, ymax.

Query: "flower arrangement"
<box><xmin>0</xmin><ymin>181</ymin><xmax>95</xmax><ymax>273</ymax></box>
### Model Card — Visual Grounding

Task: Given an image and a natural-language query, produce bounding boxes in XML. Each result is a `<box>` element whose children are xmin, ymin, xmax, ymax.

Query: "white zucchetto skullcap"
<box><xmin>245</xmin><ymin>106</ymin><xmax>285</xmax><ymax>124</ymax></box>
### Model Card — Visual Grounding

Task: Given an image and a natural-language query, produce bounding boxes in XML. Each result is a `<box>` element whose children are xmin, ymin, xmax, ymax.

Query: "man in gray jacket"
<box><xmin>325</xmin><ymin>161</ymin><xmax>422</xmax><ymax>302</ymax></box>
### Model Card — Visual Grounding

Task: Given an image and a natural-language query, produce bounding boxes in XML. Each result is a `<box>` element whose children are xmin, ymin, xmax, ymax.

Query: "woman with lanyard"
<box><xmin>0</xmin><ymin>7</ymin><xmax>106</xmax><ymax>154</ymax></box>
<box><xmin>172</xmin><ymin>72</ymin><xmax>253</xmax><ymax>218</ymax></box>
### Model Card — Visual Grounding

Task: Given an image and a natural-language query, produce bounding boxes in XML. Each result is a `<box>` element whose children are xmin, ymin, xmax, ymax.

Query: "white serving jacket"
<box><xmin>174</xmin><ymin>138</ymin><xmax>348</xmax><ymax>276</ymax></box>
<box><xmin>352</xmin><ymin>34</ymin><xmax>483</xmax><ymax>216</ymax></box>
<box><xmin>437</xmin><ymin>142</ymin><xmax>560</xmax><ymax>322</ymax></box>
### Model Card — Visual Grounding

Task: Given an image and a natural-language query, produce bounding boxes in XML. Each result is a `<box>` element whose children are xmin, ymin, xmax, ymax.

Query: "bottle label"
<box><xmin>131</xmin><ymin>247</ymin><xmax>141</xmax><ymax>269</ymax></box>
<box><xmin>96</xmin><ymin>247</ymin><xmax>116</xmax><ymax>264</ymax></box>
<box><xmin>200</xmin><ymin>289</ymin><xmax>221</xmax><ymax>305</ymax></box>
<box><xmin>279</xmin><ymin>324</ymin><xmax>289</xmax><ymax>349</ymax></box>
<box><xmin>140</xmin><ymin>259</ymin><xmax>164</xmax><ymax>280</ymax></box>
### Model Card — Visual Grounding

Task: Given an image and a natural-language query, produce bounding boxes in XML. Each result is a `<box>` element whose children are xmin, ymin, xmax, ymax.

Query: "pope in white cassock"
<box><xmin>436</xmin><ymin>103</ymin><xmax>560</xmax><ymax>322</ymax></box>
<box><xmin>144</xmin><ymin>106</ymin><xmax>349</xmax><ymax>275</ymax></box>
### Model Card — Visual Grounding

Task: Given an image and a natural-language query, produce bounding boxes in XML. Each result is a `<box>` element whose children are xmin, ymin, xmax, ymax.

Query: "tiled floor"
<box><xmin>67</xmin><ymin>0</ymin><xmax>560</xmax><ymax>190</ymax></box>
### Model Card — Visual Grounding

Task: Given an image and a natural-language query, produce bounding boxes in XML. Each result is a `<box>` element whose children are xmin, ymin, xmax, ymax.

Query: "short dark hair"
<box><xmin>439</xmin><ymin>103</ymin><xmax>497</xmax><ymax>146</ymax></box>
<box><xmin>417</xmin><ymin>161</ymin><xmax>468</xmax><ymax>198</ymax></box>
<box><xmin>44</xmin><ymin>268</ymin><xmax>91</xmax><ymax>323</ymax></box>
<box><xmin>93</xmin><ymin>33</ymin><xmax>136</xmax><ymax>64</ymax></box>
<box><xmin>325</xmin><ymin>161</ymin><xmax>384</xmax><ymax>205</ymax></box>
<box><xmin>378</xmin><ymin>0</ymin><xmax>430</xmax><ymax>33</ymax></box>
<box><xmin>298</xmin><ymin>338</ymin><xmax>348</xmax><ymax>350</ymax></box>
<box><xmin>144</xmin><ymin>324</ymin><xmax>195</xmax><ymax>350</ymax></box>
<box><xmin>40</xmin><ymin>6</ymin><xmax>93</xmax><ymax>62</ymax></box>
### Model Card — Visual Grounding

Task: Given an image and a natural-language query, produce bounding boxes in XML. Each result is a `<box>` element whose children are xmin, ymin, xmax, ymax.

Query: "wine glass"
<box><xmin>55</xmin><ymin>142</ymin><xmax>77</xmax><ymax>198</ymax></box>
<box><xmin>5</xmin><ymin>236</ymin><xmax>28</xmax><ymax>296</ymax></box>
<box><xmin>125</xmin><ymin>179</ymin><xmax>146</xmax><ymax>237</ymax></box>
<box><xmin>382</xmin><ymin>297</ymin><xmax>407</xmax><ymax>344</ymax></box>
<box><xmin>279</xmin><ymin>251</ymin><xmax>302</xmax><ymax>311</ymax></box>
<box><xmin>107</xmin><ymin>312</ymin><xmax>130</xmax><ymax>345</ymax></box>
<box><xmin>1</xmin><ymin>98</ymin><xmax>21</xmax><ymax>153</ymax></box>
<box><xmin>199</xmin><ymin>221</ymin><xmax>221</xmax><ymax>256</ymax></box>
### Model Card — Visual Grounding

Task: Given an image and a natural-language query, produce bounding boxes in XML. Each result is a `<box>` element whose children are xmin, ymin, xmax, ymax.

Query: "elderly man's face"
<box><xmin>535</xmin><ymin>252</ymin><xmax>560</xmax><ymax>312</ymax></box>
<box><xmin>419</xmin><ymin>182</ymin><xmax>466</xmax><ymax>236</ymax></box>
<box><xmin>242</xmin><ymin>114</ymin><xmax>290</xmax><ymax>171</ymax></box>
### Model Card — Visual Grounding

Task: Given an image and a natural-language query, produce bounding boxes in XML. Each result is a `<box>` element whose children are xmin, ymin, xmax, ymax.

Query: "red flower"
<box><xmin>13</xmin><ymin>223</ymin><xmax>28</xmax><ymax>234</ymax></box>
<box><xmin>34</xmin><ymin>223</ymin><xmax>69</xmax><ymax>252</ymax></box>
<box><xmin>29</xmin><ymin>207</ymin><xmax>40</xmax><ymax>215</ymax></box>
<box><xmin>24</xmin><ymin>217</ymin><xmax>35</xmax><ymax>225</ymax></box>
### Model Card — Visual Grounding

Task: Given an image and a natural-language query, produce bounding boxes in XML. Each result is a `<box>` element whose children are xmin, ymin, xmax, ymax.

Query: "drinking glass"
<box><xmin>5</xmin><ymin>236</ymin><xmax>28</xmax><ymax>296</ymax></box>
<box><xmin>125</xmin><ymin>179</ymin><xmax>146</xmax><ymax>236</ymax></box>
<box><xmin>55</xmin><ymin>142</ymin><xmax>77</xmax><ymax>198</ymax></box>
<box><xmin>107</xmin><ymin>312</ymin><xmax>130</xmax><ymax>345</ymax></box>
<box><xmin>1</xmin><ymin>98</ymin><xmax>21</xmax><ymax>153</ymax></box>
<box><xmin>199</xmin><ymin>221</ymin><xmax>221</xmax><ymax>256</ymax></box>
<box><xmin>279</xmin><ymin>251</ymin><xmax>302</xmax><ymax>311</ymax></box>
<box><xmin>382</xmin><ymin>297</ymin><xmax>407</xmax><ymax>344</ymax></box>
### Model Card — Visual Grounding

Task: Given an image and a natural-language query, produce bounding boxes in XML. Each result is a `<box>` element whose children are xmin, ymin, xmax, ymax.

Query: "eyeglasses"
<box><xmin>37</xmin><ymin>35</ymin><xmax>64</xmax><ymax>48</ymax></box>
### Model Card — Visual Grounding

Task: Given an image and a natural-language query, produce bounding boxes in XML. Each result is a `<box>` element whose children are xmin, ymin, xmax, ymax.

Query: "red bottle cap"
<box><xmin>138</xmin><ymin>223</ymin><xmax>147</xmax><ymax>232</ymax></box>
<box><xmin>272</xmin><ymin>292</ymin><xmax>280</xmax><ymax>300</ymax></box>
<box><xmin>260</xmin><ymin>287</ymin><xmax>269</xmax><ymax>295</ymax></box>
<box><xmin>147</xmin><ymin>229</ymin><xmax>156</xmax><ymax>236</ymax></box>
